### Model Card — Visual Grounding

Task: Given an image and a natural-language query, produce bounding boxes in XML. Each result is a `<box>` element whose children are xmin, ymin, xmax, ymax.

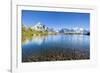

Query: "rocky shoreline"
<box><xmin>22</xmin><ymin>48</ymin><xmax>89</xmax><ymax>62</ymax></box>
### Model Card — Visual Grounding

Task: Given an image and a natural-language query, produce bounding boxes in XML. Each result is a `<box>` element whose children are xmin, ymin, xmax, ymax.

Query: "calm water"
<box><xmin>22</xmin><ymin>34</ymin><xmax>90</xmax><ymax>62</ymax></box>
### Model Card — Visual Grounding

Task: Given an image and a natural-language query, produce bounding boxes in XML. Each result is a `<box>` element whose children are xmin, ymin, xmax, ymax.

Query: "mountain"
<box><xmin>59</xmin><ymin>29</ymin><xmax>70</xmax><ymax>33</ymax></box>
<box><xmin>30</xmin><ymin>22</ymin><xmax>56</xmax><ymax>33</ymax></box>
<box><xmin>30</xmin><ymin>22</ymin><xmax>89</xmax><ymax>35</ymax></box>
<box><xmin>30</xmin><ymin>22</ymin><xmax>48</xmax><ymax>31</ymax></box>
<box><xmin>59</xmin><ymin>28</ymin><xmax>89</xmax><ymax>35</ymax></box>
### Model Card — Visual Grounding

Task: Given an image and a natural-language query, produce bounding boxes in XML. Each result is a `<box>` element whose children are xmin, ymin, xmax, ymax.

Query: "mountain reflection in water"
<box><xmin>22</xmin><ymin>34</ymin><xmax>90</xmax><ymax>62</ymax></box>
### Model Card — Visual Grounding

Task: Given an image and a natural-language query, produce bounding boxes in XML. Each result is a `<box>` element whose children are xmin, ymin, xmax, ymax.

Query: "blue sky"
<box><xmin>22</xmin><ymin>10</ymin><xmax>90</xmax><ymax>31</ymax></box>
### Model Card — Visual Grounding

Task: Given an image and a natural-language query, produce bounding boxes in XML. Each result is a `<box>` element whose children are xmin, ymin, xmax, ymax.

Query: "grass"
<box><xmin>22</xmin><ymin>25</ymin><xmax>49</xmax><ymax>42</ymax></box>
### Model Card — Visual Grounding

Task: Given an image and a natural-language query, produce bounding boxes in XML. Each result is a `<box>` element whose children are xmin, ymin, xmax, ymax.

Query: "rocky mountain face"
<box><xmin>31</xmin><ymin>22</ymin><xmax>48</xmax><ymax>31</ymax></box>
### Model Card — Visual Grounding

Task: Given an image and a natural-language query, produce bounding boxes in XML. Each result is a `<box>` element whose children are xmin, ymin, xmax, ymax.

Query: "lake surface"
<box><xmin>22</xmin><ymin>34</ymin><xmax>90</xmax><ymax>62</ymax></box>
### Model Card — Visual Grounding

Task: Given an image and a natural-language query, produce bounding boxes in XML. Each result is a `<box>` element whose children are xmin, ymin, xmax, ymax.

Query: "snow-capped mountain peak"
<box><xmin>31</xmin><ymin>22</ymin><xmax>48</xmax><ymax>31</ymax></box>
